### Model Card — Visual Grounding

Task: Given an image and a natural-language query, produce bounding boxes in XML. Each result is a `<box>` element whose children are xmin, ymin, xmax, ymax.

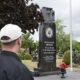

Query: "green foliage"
<box><xmin>63</xmin><ymin>50</ymin><xmax>70</xmax><ymax>65</ymax></box>
<box><xmin>73</xmin><ymin>41</ymin><xmax>80</xmax><ymax>64</ymax></box>
<box><xmin>31</xmin><ymin>42</ymin><xmax>38</xmax><ymax>51</ymax></box>
<box><xmin>55</xmin><ymin>19</ymin><xmax>70</xmax><ymax>53</ymax></box>
<box><xmin>21</xmin><ymin>33</ymin><xmax>38</xmax><ymax>52</ymax></box>
<box><xmin>24</xmin><ymin>53</ymin><xmax>31</xmax><ymax>60</ymax></box>
<box><xmin>18</xmin><ymin>53</ymin><xmax>23</xmax><ymax>60</ymax></box>
<box><xmin>0</xmin><ymin>0</ymin><xmax>43</xmax><ymax>34</ymax></box>
<box><xmin>73</xmin><ymin>41</ymin><xmax>80</xmax><ymax>53</ymax></box>
<box><xmin>21</xmin><ymin>33</ymin><xmax>32</xmax><ymax>48</ymax></box>
<box><xmin>55</xmin><ymin>19</ymin><xmax>80</xmax><ymax>57</ymax></box>
<box><xmin>18</xmin><ymin>53</ymin><xmax>31</xmax><ymax>60</ymax></box>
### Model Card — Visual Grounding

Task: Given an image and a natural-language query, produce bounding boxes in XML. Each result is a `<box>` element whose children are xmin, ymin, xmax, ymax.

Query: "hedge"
<box><xmin>63</xmin><ymin>50</ymin><xmax>70</xmax><ymax>65</ymax></box>
<box><xmin>18</xmin><ymin>53</ymin><xmax>31</xmax><ymax>60</ymax></box>
<box><xmin>24</xmin><ymin>53</ymin><xmax>31</xmax><ymax>60</ymax></box>
<box><xmin>18</xmin><ymin>53</ymin><xmax>23</xmax><ymax>60</ymax></box>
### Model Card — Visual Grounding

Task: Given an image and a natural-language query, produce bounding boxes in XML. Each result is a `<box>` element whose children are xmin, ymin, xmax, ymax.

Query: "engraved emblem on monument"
<box><xmin>45</xmin><ymin>27</ymin><xmax>53</xmax><ymax>38</ymax></box>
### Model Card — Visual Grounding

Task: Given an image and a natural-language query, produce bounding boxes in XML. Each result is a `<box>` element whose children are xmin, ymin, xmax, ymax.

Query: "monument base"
<box><xmin>33</xmin><ymin>67</ymin><xmax>61</xmax><ymax>76</ymax></box>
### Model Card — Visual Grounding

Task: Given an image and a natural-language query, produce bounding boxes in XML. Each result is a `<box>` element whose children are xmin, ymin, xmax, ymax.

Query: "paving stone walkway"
<box><xmin>34</xmin><ymin>70</ymin><xmax>80</xmax><ymax>80</ymax></box>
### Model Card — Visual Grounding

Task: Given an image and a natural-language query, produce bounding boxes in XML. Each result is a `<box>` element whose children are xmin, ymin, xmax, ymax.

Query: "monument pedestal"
<box><xmin>33</xmin><ymin>67</ymin><xmax>61</xmax><ymax>76</ymax></box>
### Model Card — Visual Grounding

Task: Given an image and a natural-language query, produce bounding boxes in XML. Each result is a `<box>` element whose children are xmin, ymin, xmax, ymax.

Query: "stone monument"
<box><xmin>34</xmin><ymin>7</ymin><xmax>60</xmax><ymax>76</ymax></box>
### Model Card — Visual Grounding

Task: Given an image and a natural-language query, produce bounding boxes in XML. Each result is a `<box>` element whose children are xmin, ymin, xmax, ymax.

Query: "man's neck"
<box><xmin>2</xmin><ymin>47</ymin><xmax>18</xmax><ymax>54</ymax></box>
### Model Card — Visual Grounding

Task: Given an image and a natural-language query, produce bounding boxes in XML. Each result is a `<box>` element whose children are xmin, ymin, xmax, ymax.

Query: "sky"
<box><xmin>30</xmin><ymin>0</ymin><xmax>80</xmax><ymax>42</ymax></box>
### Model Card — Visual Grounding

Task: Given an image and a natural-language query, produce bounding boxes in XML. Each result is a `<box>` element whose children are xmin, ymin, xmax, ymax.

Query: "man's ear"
<box><xmin>17</xmin><ymin>37</ymin><xmax>22</xmax><ymax>46</ymax></box>
<box><xmin>16</xmin><ymin>38</ymin><xmax>20</xmax><ymax>45</ymax></box>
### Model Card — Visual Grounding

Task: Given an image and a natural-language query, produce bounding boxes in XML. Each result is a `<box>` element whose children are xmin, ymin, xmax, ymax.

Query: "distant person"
<box><xmin>0</xmin><ymin>24</ymin><xmax>34</xmax><ymax>80</ymax></box>
<box><xmin>59</xmin><ymin>60</ymin><xmax>68</xmax><ymax>78</ymax></box>
<box><xmin>72</xmin><ymin>49</ymin><xmax>77</xmax><ymax>64</ymax></box>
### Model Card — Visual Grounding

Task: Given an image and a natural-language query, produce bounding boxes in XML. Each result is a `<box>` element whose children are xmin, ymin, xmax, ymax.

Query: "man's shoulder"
<box><xmin>0</xmin><ymin>55</ymin><xmax>34</xmax><ymax>80</ymax></box>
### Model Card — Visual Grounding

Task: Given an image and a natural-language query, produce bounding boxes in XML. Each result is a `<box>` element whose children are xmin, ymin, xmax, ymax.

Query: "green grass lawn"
<box><xmin>22</xmin><ymin>59</ymin><xmax>80</xmax><ymax>71</ymax></box>
<box><xmin>22</xmin><ymin>59</ymin><xmax>62</xmax><ymax>71</ymax></box>
<box><xmin>22</xmin><ymin>60</ymin><xmax>37</xmax><ymax>71</ymax></box>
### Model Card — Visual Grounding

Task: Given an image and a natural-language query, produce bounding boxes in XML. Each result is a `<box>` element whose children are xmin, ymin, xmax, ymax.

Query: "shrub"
<box><xmin>24</xmin><ymin>53</ymin><xmax>31</xmax><ymax>60</ymax></box>
<box><xmin>63</xmin><ymin>50</ymin><xmax>70</xmax><ymax>65</ymax></box>
<box><xmin>18</xmin><ymin>53</ymin><xmax>23</xmax><ymax>60</ymax></box>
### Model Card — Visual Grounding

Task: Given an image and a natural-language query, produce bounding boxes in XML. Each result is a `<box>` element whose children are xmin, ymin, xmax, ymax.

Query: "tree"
<box><xmin>55</xmin><ymin>19</ymin><xmax>70</xmax><ymax>53</ymax></box>
<box><xmin>73</xmin><ymin>41</ymin><xmax>80</xmax><ymax>53</ymax></box>
<box><xmin>21</xmin><ymin>32</ymin><xmax>33</xmax><ymax>48</ymax></box>
<box><xmin>55</xmin><ymin>19</ymin><xmax>80</xmax><ymax>55</ymax></box>
<box><xmin>21</xmin><ymin>32</ymin><xmax>38</xmax><ymax>52</ymax></box>
<box><xmin>0</xmin><ymin>0</ymin><xmax>44</xmax><ymax>34</ymax></box>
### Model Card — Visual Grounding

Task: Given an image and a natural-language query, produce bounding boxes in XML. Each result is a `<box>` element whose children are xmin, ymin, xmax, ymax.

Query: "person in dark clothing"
<box><xmin>59</xmin><ymin>60</ymin><xmax>68</xmax><ymax>78</ymax></box>
<box><xmin>72</xmin><ymin>49</ymin><xmax>77</xmax><ymax>64</ymax></box>
<box><xmin>0</xmin><ymin>24</ymin><xmax>34</xmax><ymax>80</ymax></box>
